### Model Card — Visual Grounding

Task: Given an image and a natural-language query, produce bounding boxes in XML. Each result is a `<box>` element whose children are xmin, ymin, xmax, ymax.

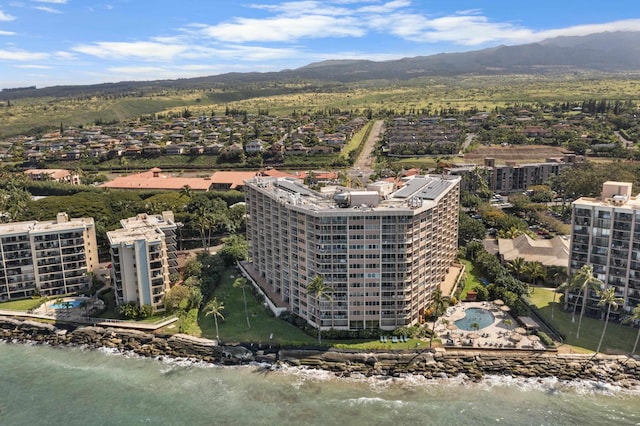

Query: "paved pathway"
<box><xmin>353</xmin><ymin>120</ymin><xmax>384</xmax><ymax>172</ymax></box>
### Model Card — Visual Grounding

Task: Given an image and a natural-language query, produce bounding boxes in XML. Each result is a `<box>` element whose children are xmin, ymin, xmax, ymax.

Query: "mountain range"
<box><xmin>2</xmin><ymin>31</ymin><xmax>640</xmax><ymax>101</ymax></box>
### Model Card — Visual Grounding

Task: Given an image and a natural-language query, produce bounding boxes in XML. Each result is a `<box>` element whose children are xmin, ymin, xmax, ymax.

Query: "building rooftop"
<box><xmin>100</xmin><ymin>168</ymin><xmax>214</xmax><ymax>191</ymax></box>
<box><xmin>120</xmin><ymin>212</ymin><xmax>176</xmax><ymax>230</ymax></box>
<box><xmin>246</xmin><ymin>175</ymin><xmax>459</xmax><ymax>214</ymax></box>
<box><xmin>24</xmin><ymin>169</ymin><xmax>72</xmax><ymax>180</ymax></box>
<box><xmin>107</xmin><ymin>226</ymin><xmax>165</xmax><ymax>246</ymax></box>
<box><xmin>498</xmin><ymin>234</ymin><xmax>570</xmax><ymax>268</ymax></box>
<box><xmin>0</xmin><ymin>214</ymin><xmax>94</xmax><ymax>236</ymax></box>
<box><xmin>574</xmin><ymin>181</ymin><xmax>640</xmax><ymax>209</ymax></box>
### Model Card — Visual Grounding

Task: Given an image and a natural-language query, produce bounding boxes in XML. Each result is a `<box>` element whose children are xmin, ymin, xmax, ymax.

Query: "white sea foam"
<box><xmin>262</xmin><ymin>364</ymin><xmax>640</xmax><ymax>397</ymax></box>
<box><xmin>343</xmin><ymin>396</ymin><xmax>407</xmax><ymax>409</ymax></box>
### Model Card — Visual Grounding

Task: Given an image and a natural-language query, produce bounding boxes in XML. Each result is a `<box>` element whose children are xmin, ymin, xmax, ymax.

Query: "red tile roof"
<box><xmin>100</xmin><ymin>168</ymin><xmax>300</xmax><ymax>191</ymax></box>
<box><xmin>100</xmin><ymin>169</ymin><xmax>213</xmax><ymax>191</ymax></box>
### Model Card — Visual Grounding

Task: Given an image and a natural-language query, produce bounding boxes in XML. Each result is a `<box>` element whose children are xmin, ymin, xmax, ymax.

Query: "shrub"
<box><xmin>536</xmin><ymin>331</ymin><xmax>554</xmax><ymax>347</ymax></box>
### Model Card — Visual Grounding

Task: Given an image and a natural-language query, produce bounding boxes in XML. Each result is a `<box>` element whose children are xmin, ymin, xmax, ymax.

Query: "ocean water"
<box><xmin>0</xmin><ymin>342</ymin><xmax>639</xmax><ymax>426</ymax></box>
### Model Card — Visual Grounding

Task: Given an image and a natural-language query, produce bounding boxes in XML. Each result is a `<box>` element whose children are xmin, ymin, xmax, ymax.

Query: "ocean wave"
<box><xmin>263</xmin><ymin>364</ymin><xmax>640</xmax><ymax>397</ymax></box>
<box><xmin>342</xmin><ymin>396</ymin><xmax>407</xmax><ymax>409</ymax></box>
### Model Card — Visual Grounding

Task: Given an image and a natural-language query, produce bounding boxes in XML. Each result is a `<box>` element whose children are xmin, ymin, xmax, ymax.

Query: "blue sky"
<box><xmin>1</xmin><ymin>0</ymin><xmax>639</xmax><ymax>88</ymax></box>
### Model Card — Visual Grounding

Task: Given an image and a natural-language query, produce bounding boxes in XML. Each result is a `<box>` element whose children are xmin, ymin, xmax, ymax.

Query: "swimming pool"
<box><xmin>50</xmin><ymin>299</ymin><xmax>84</xmax><ymax>310</ymax></box>
<box><xmin>454</xmin><ymin>307</ymin><xmax>495</xmax><ymax>331</ymax></box>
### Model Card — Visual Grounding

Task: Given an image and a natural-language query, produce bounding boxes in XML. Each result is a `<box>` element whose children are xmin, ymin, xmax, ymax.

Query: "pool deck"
<box><xmin>436</xmin><ymin>301</ymin><xmax>546</xmax><ymax>351</ymax></box>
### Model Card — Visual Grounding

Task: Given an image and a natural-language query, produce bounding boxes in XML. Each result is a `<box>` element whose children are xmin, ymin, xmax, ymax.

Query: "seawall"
<box><xmin>1</xmin><ymin>317</ymin><xmax>638</xmax><ymax>387</ymax></box>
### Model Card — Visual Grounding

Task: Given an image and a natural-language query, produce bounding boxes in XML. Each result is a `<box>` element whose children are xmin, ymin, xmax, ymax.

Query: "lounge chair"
<box><xmin>392</xmin><ymin>336</ymin><xmax>398</xmax><ymax>343</ymax></box>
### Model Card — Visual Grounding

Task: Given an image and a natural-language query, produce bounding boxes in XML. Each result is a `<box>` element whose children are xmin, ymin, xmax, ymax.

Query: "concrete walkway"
<box><xmin>0</xmin><ymin>308</ymin><xmax>177</xmax><ymax>331</ymax></box>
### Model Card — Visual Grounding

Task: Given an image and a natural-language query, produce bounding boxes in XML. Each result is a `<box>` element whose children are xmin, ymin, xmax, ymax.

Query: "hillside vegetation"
<box><xmin>2</xmin><ymin>75</ymin><xmax>640</xmax><ymax>139</ymax></box>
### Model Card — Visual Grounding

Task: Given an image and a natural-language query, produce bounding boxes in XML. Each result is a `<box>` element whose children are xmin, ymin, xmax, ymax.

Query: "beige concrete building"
<box><xmin>0</xmin><ymin>212</ymin><xmax>98</xmax><ymax>301</ymax></box>
<box><xmin>107</xmin><ymin>212</ymin><xmax>177</xmax><ymax>312</ymax></box>
<box><xmin>446</xmin><ymin>154</ymin><xmax>579</xmax><ymax>194</ymax></box>
<box><xmin>245</xmin><ymin>175</ymin><xmax>460</xmax><ymax>331</ymax></box>
<box><xmin>570</xmin><ymin>181</ymin><xmax>640</xmax><ymax>317</ymax></box>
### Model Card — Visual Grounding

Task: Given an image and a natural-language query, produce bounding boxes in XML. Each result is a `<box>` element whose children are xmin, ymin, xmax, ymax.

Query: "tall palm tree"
<box><xmin>429</xmin><ymin>288</ymin><xmax>450</xmax><ymax>349</ymax></box>
<box><xmin>179</xmin><ymin>185</ymin><xmax>193</xmax><ymax>200</ymax></box>
<box><xmin>550</xmin><ymin>268</ymin><xmax>568</xmax><ymax>320</ymax></box>
<box><xmin>569</xmin><ymin>265</ymin><xmax>603</xmax><ymax>339</ymax></box>
<box><xmin>233</xmin><ymin>278</ymin><xmax>251</xmax><ymax>328</ymax></box>
<box><xmin>204</xmin><ymin>298</ymin><xmax>225</xmax><ymax>342</ymax></box>
<box><xmin>525</xmin><ymin>261</ymin><xmax>546</xmax><ymax>286</ymax></box>
<box><xmin>507</xmin><ymin>257</ymin><xmax>527</xmax><ymax>281</ymax></box>
<box><xmin>626</xmin><ymin>305</ymin><xmax>640</xmax><ymax>356</ymax></box>
<box><xmin>595</xmin><ymin>287</ymin><xmax>624</xmax><ymax>354</ymax></box>
<box><xmin>306</xmin><ymin>275</ymin><xmax>333</xmax><ymax>344</ymax></box>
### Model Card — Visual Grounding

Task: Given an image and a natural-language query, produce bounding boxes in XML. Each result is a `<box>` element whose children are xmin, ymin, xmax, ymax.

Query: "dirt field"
<box><xmin>463</xmin><ymin>145</ymin><xmax>570</xmax><ymax>165</ymax></box>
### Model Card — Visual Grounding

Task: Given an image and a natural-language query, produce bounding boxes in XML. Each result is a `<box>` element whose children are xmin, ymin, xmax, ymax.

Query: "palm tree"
<box><xmin>550</xmin><ymin>268</ymin><xmax>568</xmax><ymax>321</ymax></box>
<box><xmin>204</xmin><ymin>298</ymin><xmax>225</xmax><ymax>342</ymax></box>
<box><xmin>179</xmin><ymin>185</ymin><xmax>193</xmax><ymax>200</ymax></box>
<box><xmin>507</xmin><ymin>257</ymin><xmax>527</xmax><ymax>281</ymax></box>
<box><xmin>525</xmin><ymin>261</ymin><xmax>546</xmax><ymax>286</ymax></box>
<box><xmin>626</xmin><ymin>305</ymin><xmax>640</xmax><ymax>356</ymax></box>
<box><xmin>306</xmin><ymin>275</ymin><xmax>333</xmax><ymax>344</ymax></box>
<box><xmin>194</xmin><ymin>207</ymin><xmax>216</xmax><ymax>253</ymax></box>
<box><xmin>568</xmin><ymin>265</ymin><xmax>603</xmax><ymax>339</ymax></box>
<box><xmin>595</xmin><ymin>287</ymin><xmax>624</xmax><ymax>354</ymax></box>
<box><xmin>503</xmin><ymin>318</ymin><xmax>513</xmax><ymax>331</ymax></box>
<box><xmin>233</xmin><ymin>278</ymin><xmax>251</xmax><ymax>328</ymax></box>
<box><xmin>429</xmin><ymin>288</ymin><xmax>450</xmax><ymax>349</ymax></box>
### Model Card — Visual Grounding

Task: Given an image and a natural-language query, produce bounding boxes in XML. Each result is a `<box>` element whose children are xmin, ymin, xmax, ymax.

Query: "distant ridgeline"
<box><xmin>2</xmin><ymin>86</ymin><xmax>36</xmax><ymax>92</ymax></box>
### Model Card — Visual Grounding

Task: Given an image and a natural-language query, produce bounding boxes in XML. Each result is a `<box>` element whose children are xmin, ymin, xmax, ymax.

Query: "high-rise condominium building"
<box><xmin>569</xmin><ymin>181</ymin><xmax>640</xmax><ymax>318</ymax></box>
<box><xmin>107</xmin><ymin>212</ymin><xmax>177</xmax><ymax>312</ymax></box>
<box><xmin>245</xmin><ymin>175</ymin><xmax>460</xmax><ymax>331</ymax></box>
<box><xmin>0</xmin><ymin>212</ymin><xmax>98</xmax><ymax>301</ymax></box>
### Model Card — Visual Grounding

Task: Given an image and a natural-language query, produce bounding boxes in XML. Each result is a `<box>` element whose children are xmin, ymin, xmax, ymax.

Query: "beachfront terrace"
<box><xmin>436</xmin><ymin>301</ymin><xmax>547</xmax><ymax>350</ymax></box>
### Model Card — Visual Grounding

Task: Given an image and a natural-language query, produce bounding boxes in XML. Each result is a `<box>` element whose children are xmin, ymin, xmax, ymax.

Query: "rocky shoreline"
<box><xmin>2</xmin><ymin>317</ymin><xmax>639</xmax><ymax>388</ymax></box>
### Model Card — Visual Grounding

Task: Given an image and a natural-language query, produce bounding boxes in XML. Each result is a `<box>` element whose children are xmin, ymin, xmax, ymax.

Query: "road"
<box><xmin>353</xmin><ymin>120</ymin><xmax>384</xmax><ymax>172</ymax></box>
<box><xmin>460</xmin><ymin>132</ymin><xmax>476</xmax><ymax>155</ymax></box>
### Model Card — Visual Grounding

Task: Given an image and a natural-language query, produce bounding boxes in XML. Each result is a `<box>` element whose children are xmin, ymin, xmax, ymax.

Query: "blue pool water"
<box><xmin>50</xmin><ymin>299</ymin><xmax>83</xmax><ymax>310</ymax></box>
<box><xmin>454</xmin><ymin>307</ymin><xmax>495</xmax><ymax>331</ymax></box>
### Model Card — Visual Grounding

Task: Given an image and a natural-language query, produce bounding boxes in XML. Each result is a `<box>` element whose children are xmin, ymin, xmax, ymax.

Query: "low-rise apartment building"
<box><xmin>245</xmin><ymin>175</ymin><xmax>460</xmax><ymax>331</ymax></box>
<box><xmin>107</xmin><ymin>212</ymin><xmax>178</xmax><ymax>312</ymax></box>
<box><xmin>446</xmin><ymin>155</ymin><xmax>579</xmax><ymax>194</ymax></box>
<box><xmin>0</xmin><ymin>212</ymin><xmax>98</xmax><ymax>301</ymax></box>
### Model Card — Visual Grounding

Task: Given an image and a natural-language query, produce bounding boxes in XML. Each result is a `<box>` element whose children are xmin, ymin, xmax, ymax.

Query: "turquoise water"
<box><xmin>0</xmin><ymin>342</ymin><xmax>639</xmax><ymax>425</ymax></box>
<box><xmin>455</xmin><ymin>307</ymin><xmax>495</xmax><ymax>330</ymax></box>
<box><xmin>50</xmin><ymin>299</ymin><xmax>83</xmax><ymax>309</ymax></box>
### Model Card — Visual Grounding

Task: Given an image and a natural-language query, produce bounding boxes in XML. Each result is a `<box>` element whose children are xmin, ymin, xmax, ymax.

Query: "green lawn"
<box><xmin>527</xmin><ymin>287</ymin><xmax>640</xmax><ymax>354</ymax></box>
<box><xmin>0</xmin><ymin>298</ymin><xmax>45</xmax><ymax>311</ymax></box>
<box><xmin>460</xmin><ymin>260</ymin><xmax>485</xmax><ymax>299</ymax></box>
<box><xmin>340</xmin><ymin>121</ymin><xmax>372</xmax><ymax>158</ymax></box>
<box><xmin>194</xmin><ymin>270</ymin><xmax>430</xmax><ymax>349</ymax></box>
<box><xmin>197</xmin><ymin>270</ymin><xmax>315</xmax><ymax>344</ymax></box>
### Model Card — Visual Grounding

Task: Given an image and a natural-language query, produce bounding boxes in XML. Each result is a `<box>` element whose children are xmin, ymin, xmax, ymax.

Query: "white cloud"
<box><xmin>0</xmin><ymin>30</ymin><xmax>16</xmax><ymax>35</ymax></box>
<box><xmin>53</xmin><ymin>50</ymin><xmax>75</xmax><ymax>60</ymax></box>
<box><xmin>107</xmin><ymin>66</ymin><xmax>165</xmax><ymax>74</ymax></box>
<box><xmin>33</xmin><ymin>6</ymin><xmax>62</xmax><ymax>13</ymax></box>
<box><xmin>0</xmin><ymin>10</ymin><xmax>16</xmax><ymax>21</ymax></box>
<box><xmin>357</xmin><ymin>0</ymin><xmax>411</xmax><ymax>14</ymax></box>
<box><xmin>72</xmin><ymin>41</ymin><xmax>188</xmax><ymax>60</ymax></box>
<box><xmin>526</xmin><ymin>20</ymin><xmax>640</xmax><ymax>43</ymax></box>
<box><xmin>14</xmin><ymin>64</ymin><xmax>52</xmax><ymax>68</ymax></box>
<box><xmin>0</xmin><ymin>49</ymin><xmax>49</xmax><ymax>61</ymax></box>
<box><xmin>33</xmin><ymin>0</ymin><xmax>67</xmax><ymax>3</ymax></box>
<box><xmin>199</xmin><ymin>15</ymin><xmax>365</xmax><ymax>43</ymax></box>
